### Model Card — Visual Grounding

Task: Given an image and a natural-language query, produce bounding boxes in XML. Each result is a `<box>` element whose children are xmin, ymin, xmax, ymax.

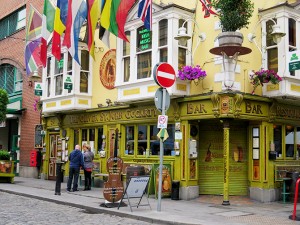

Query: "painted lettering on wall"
<box><xmin>187</xmin><ymin>103</ymin><xmax>207</xmax><ymax>114</ymax></box>
<box><xmin>245</xmin><ymin>102</ymin><xmax>263</xmax><ymax>114</ymax></box>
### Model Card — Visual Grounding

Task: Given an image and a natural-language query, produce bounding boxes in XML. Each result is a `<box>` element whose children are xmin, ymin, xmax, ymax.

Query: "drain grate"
<box><xmin>215</xmin><ymin>210</ymin><xmax>253</xmax><ymax>217</ymax></box>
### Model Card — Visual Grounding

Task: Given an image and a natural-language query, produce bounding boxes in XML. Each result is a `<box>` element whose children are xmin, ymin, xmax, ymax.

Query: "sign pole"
<box><xmin>157</xmin><ymin>88</ymin><xmax>166</xmax><ymax>211</ymax></box>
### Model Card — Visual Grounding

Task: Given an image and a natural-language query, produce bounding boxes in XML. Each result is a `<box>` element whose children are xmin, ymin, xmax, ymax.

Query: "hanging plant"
<box><xmin>178</xmin><ymin>65</ymin><xmax>207</xmax><ymax>85</ymax></box>
<box><xmin>250</xmin><ymin>69</ymin><xmax>282</xmax><ymax>94</ymax></box>
<box><xmin>0</xmin><ymin>89</ymin><xmax>8</xmax><ymax>123</ymax></box>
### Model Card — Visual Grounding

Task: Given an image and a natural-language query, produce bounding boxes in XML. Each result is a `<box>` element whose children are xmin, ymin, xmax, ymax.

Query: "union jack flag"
<box><xmin>138</xmin><ymin>0</ymin><xmax>152</xmax><ymax>30</ymax></box>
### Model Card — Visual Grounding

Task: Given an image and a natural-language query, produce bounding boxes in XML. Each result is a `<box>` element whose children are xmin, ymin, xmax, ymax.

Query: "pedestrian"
<box><xmin>67</xmin><ymin>144</ymin><xmax>84</xmax><ymax>192</ymax></box>
<box><xmin>83</xmin><ymin>144</ymin><xmax>94</xmax><ymax>191</ymax></box>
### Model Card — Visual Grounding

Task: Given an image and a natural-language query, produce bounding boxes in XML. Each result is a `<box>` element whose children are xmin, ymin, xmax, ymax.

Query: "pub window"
<box><xmin>54</xmin><ymin>54</ymin><xmax>63</xmax><ymax>96</ymax></box>
<box><xmin>137</xmin><ymin>26</ymin><xmax>152</xmax><ymax>79</ymax></box>
<box><xmin>46</xmin><ymin>57</ymin><xmax>51</xmax><ymax>97</ymax></box>
<box><xmin>288</xmin><ymin>18</ymin><xmax>296</xmax><ymax>76</ymax></box>
<box><xmin>123</xmin><ymin>31</ymin><xmax>130</xmax><ymax>82</ymax></box>
<box><xmin>286</xmin><ymin>125</ymin><xmax>295</xmax><ymax>158</ymax></box>
<box><xmin>125</xmin><ymin>124</ymin><xmax>175</xmax><ymax>156</ymax></box>
<box><xmin>159</xmin><ymin>19</ymin><xmax>168</xmax><ymax>62</ymax></box>
<box><xmin>80</xmin><ymin>50</ymin><xmax>89</xmax><ymax>93</ymax></box>
<box><xmin>266</xmin><ymin>19</ymin><xmax>278</xmax><ymax>73</ymax></box>
<box><xmin>74</xmin><ymin>129</ymin><xmax>79</xmax><ymax>146</ymax></box>
<box><xmin>97</xmin><ymin>128</ymin><xmax>104</xmax><ymax>153</ymax></box>
<box><xmin>273</xmin><ymin>125</ymin><xmax>282</xmax><ymax>158</ymax></box>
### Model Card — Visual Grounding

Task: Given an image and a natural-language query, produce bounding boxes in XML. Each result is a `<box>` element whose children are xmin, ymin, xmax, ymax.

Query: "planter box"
<box><xmin>0</xmin><ymin>160</ymin><xmax>15</xmax><ymax>183</ymax></box>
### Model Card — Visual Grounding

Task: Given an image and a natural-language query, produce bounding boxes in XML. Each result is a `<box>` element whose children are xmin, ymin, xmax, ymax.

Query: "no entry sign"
<box><xmin>153</xmin><ymin>63</ymin><xmax>176</xmax><ymax>88</ymax></box>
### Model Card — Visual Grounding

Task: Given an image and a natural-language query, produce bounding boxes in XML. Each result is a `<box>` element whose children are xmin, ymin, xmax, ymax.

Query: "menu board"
<box><xmin>35</xmin><ymin>125</ymin><xmax>43</xmax><ymax>148</ymax></box>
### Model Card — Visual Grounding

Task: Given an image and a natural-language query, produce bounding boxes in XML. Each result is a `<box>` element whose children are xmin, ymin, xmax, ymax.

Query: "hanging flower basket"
<box><xmin>250</xmin><ymin>69</ymin><xmax>282</xmax><ymax>94</ymax></box>
<box><xmin>178</xmin><ymin>65</ymin><xmax>207</xmax><ymax>85</ymax></box>
<box><xmin>33</xmin><ymin>98</ymin><xmax>42</xmax><ymax>111</ymax></box>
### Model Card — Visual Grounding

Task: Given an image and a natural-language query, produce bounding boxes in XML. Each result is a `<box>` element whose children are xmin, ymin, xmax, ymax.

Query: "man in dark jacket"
<box><xmin>67</xmin><ymin>145</ymin><xmax>84</xmax><ymax>192</ymax></box>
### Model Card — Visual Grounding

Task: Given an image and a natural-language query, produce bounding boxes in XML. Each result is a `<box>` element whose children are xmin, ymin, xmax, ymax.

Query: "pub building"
<box><xmin>39</xmin><ymin>1</ymin><xmax>300</xmax><ymax>203</ymax></box>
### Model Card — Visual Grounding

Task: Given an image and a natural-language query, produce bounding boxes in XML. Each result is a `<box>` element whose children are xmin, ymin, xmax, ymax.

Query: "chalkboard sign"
<box><xmin>35</xmin><ymin>125</ymin><xmax>43</xmax><ymax>148</ymax></box>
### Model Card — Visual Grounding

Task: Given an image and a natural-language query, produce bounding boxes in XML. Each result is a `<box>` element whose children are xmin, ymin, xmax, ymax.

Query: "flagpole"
<box><xmin>157</xmin><ymin>87</ymin><xmax>166</xmax><ymax>212</ymax></box>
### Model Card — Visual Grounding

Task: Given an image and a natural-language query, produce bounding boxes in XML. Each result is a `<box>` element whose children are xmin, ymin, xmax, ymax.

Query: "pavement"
<box><xmin>0</xmin><ymin>177</ymin><xmax>299</xmax><ymax>225</ymax></box>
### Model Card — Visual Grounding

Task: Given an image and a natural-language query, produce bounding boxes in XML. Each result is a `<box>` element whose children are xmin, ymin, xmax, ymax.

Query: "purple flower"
<box><xmin>250</xmin><ymin>69</ymin><xmax>282</xmax><ymax>94</ymax></box>
<box><xmin>178</xmin><ymin>65</ymin><xmax>207</xmax><ymax>81</ymax></box>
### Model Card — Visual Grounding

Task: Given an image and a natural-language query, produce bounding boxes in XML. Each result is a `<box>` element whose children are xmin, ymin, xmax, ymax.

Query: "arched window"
<box><xmin>0</xmin><ymin>64</ymin><xmax>22</xmax><ymax>95</ymax></box>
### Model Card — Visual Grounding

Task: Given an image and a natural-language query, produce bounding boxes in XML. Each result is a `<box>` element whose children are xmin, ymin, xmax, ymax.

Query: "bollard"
<box><xmin>55</xmin><ymin>161</ymin><xmax>63</xmax><ymax>195</ymax></box>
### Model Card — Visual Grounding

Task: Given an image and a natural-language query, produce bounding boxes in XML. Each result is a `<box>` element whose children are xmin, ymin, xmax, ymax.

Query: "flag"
<box><xmin>25</xmin><ymin>5</ymin><xmax>43</xmax><ymax>75</ymax></box>
<box><xmin>87</xmin><ymin>0</ymin><xmax>100</xmax><ymax>59</ymax></box>
<box><xmin>41</xmin><ymin>0</ymin><xmax>56</xmax><ymax>67</ymax></box>
<box><xmin>52</xmin><ymin>0</ymin><xmax>66</xmax><ymax>60</ymax></box>
<box><xmin>68</xmin><ymin>0</ymin><xmax>87</xmax><ymax>64</ymax></box>
<box><xmin>138</xmin><ymin>0</ymin><xmax>152</xmax><ymax>30</ymax></box>
<box><xmin>62</xmin><ymin>0</ymin><xmax>72</xmax><ymax>48</ymax></box>
<box><xmin>100</xmin><ymin>0</ymin><xmax>135</xmax><ymax>41</ymax></box>
<box><xmin>99</xmin><ymin>0</ymin><xmax>110</xmax><ymax>47</ymax></box>
<box><xmin>116</xmin><ymin>0</ymin><xmax>135</xmax><ymax>42</ymax></box>
<box><xmin>199</xmin><ymin>0</ymin><xmax>217</xmax><ymax>18</ymax></box>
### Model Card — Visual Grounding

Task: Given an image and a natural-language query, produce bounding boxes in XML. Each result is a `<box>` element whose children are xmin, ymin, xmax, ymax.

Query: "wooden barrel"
<box><xmin>126</xmin><ymin>166</ymin><xmax>145</xmax><ymax>184</ymax></box>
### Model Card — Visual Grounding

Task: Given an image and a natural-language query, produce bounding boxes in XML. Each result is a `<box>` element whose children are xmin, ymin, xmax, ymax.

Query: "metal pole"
<box><xmin>157</xmin><ymin>88</ymin><xmax>166</xmax><ymax>211</ymax></box>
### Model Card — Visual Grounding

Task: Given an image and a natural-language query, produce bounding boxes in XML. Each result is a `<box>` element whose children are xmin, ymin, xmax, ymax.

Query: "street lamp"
<box><xmin>174</xmin><ymin>18</ymin><xmax>206</xmax><ymax>65</ymax></box>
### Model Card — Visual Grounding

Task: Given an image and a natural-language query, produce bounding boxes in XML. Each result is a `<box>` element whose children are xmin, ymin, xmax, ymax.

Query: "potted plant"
<box><xmin>250</xmin><ymin>69</ymin><xmax>283</xmax><ymax>94</ymax></box>
<box><xmin>0</xmin><ymin>149</ymin><xmax>10</xmax><ymax>160</ymax></box>
<box><xmin>211</xmin><ymin>0</ymin><xmax>254</xmax><ymax>46</ymax></box>
<box><xmin>178</xmin><ymin>65</ymin><xmax>207</xmax><ymax>85</ymax></box>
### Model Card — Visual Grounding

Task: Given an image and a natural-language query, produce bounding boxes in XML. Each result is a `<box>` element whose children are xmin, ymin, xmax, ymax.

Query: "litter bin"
<box><xmin>171</xmin><ymin>180</ymin><xmax>180</xmax><ymax>200</ymax></box>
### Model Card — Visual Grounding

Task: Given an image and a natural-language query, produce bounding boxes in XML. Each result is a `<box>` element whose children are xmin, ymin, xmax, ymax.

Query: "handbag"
<box><xmin>85</xmin><ymin>168</ymin><xmax>92</xmax><ymax>172</ymax></box>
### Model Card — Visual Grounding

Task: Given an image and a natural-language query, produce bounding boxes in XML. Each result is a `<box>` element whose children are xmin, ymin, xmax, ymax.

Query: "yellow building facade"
<box><xmin>40</xmin><ymin>0</ymin><xmax>300</xmax><ymax>202</ymax></box>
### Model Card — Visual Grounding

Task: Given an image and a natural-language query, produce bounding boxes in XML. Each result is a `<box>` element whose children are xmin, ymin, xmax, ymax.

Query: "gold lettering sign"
<box><xmin>186</xmin><ymin>103</ymin><xmax>207</xmax><ymax>114</ymax></box>
<box><xmin>68</xmin><ymin>108</ymin><xmax>158</xmax><ymax>125</ymax></box>
<box><xmin>245</xmin><ymin>102</ymin><xmax>263</xmax><ymax>114</ymax></box>
<box><xmin>276</xmin><ymin>105</ymin><xmax>300</xmax><ymax>119</ymax></box>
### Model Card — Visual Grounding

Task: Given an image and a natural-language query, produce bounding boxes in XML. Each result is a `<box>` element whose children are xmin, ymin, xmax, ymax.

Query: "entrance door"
<box><xmin>48</xmin><ymin>133</ymin><xmax>60</xmax><ymax>180</ymax></box>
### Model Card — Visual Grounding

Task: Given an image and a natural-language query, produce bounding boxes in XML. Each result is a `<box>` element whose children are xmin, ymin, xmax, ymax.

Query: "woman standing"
<box><xmin>83</xmin><ymin>144</ymin><xmax>94</xmax><ymax>191</ymax></box>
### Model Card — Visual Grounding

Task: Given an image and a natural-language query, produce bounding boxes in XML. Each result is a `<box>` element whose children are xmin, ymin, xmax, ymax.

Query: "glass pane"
<box><xmin>137</xmin><ymin>125</ymin><xmax>147</xmax><ymax>155</ymax></box>
<box><xmin>164</xmin><ymin>124</ymin><xmax>175</xmax><ymax>156</ymax></box>
<box><xmin>274</xmin><ymin>125</ymin><xmax>282</xmax><ymax>157</ymax></box>
<box><xmin>159</xmin><ymin>19</ymin><xmax>168</xmax><ymax>46</ymax></box>
<box><xmin>267</xmin><ymin>48</ymin><xmax>278</xmax><ymax>72</ymax></box>
<box><xmin>137</xmin><ymin>26</ymin><xmax>152</xmax><ymax>52</ymax></box>
<box><xmin>150</xmin><ymin>125</ymin><xmax>160</xmax><ymax>155</ymax></box>
<box><xmin>15</xmin><ymin>81</ymin><xmax>22</xmax><ymax>92</ymax></box>
<box><xmin>125</xmin><ymin>126</ymin><xmax>135</xmax><ymax>155</ymax></box>
<box><xmin>297</xmin><ymin>127</ymin><xmax>300</xmax><ymax>159</ymax></box>
<box><xmin>286</xmin><ymin>125</ymin><xmax>295</xmax><ymax>157</ymax></box>
<box><xmin>179</xmin><ymin>19</ymin><xmax>188</xmax><ymax>47</ymax></box>
<box><xmin>137</xmin><ymin>52</ymin><xmax>151</xmax><ymax>79</ymax></box>
<box><xmin>8</xmin><ymin>13</ymin><xmax>18</xmax><ymax>35</ymax></box>
<box><xmin>55</xmin><ymin>74</ymin><xmax>63</xmax><ymax>95</ymax></box>
<box><xmin>97</xmin><ymin>128</ymin><xmax>104</xmax><ymax>153</ymax></box>
<box><xmin>123</xmin><ymin>31</ymin><xmax>130</xmax><ymax>55</ymax></box>
<box><xmin>266</xmin><ymin>19</ymin><xmax>277</xmax><ymax>47</ymax></box>
<box><xmin>89</xmin><ymin>129</ymin><xmax>95</xmax><ymax>141</ymax></box>
<box><xmin>160</xmin><ymin>48</ymin><xmax>168</xmax><ymax>62</ymax></box>
<box><xmin>82</xmin><ymin>129</ymin><xmax>87</xmax><ymax>141</ymax></box>
<box><xmin>67</xmin><ymin>52</ymin><xmax>72</xmax><ymax>75</ymax></box>
<box><xmin>81</xmin><ymin>50</ymin><xmax>89</xmax><ymax>71</ymax></box>
<box><xmin>47</xmin><ymin>78</ymin><xmax>51</xmax><ymax>97</ymax></box>
<box><xmin>178</xmin><ymin>47</ymin><xmax>187</xmax><ymax>70</ymax></box>
<box><xmin>289</xmin><ymin>18</ymin><xmax>296</xmax><ymax>46</ymax></box>
<box><xmin>47</xmin><ymin>57</ymin><xmax>51</xmax><ymax>77</ymax></box>
<box><xmin>80</xmin><ymin>71</ymin><xmax>88</xmax><ymax>93</ymax></box>
<box><xmin>74</xmin><ymin>129</ymin><xmax>79</xmax><ymax>146</ymax></box>
<box><xmin>55</xmin><ymin>56</ymin><xmax>64</xmax><ymax>74</ymax></box>
<box><xmin>124</xmin><ymin>57</ymin><xmax>130</xmax><ymax>82</ymax></box>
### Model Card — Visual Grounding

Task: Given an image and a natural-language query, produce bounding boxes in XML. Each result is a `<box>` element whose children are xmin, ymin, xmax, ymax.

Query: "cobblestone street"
<box><xmin>0</xmin><ymin>192</ymin><xmax>159</xmax><ymax>225</ymax></box>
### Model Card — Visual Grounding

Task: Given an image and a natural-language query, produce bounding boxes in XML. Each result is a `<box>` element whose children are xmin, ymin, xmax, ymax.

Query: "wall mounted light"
<box><xmin>28</xmin><ymin>70</ymin><xmax>41</xmax><ymax>87</ymax></box>
<box><xmin>174</xmin><ymin>18</ymin><xmax>206</xmax><ymax>65</ymax></box>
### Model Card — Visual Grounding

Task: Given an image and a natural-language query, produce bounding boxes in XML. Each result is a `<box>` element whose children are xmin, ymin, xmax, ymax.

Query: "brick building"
<box><xmin>0</xmin><ymin>0</ymin><xmax>43</xmax><ymax>177</ymax></box>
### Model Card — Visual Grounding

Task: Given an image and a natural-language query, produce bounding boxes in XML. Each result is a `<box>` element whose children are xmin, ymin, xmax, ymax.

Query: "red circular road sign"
<box><xmin>153</xmin><ymin>63</ymin><xmax>176</xmax><ymax>88</ymax></box>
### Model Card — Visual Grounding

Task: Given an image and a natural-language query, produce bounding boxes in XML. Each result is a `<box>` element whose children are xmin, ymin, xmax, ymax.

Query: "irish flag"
<box><xmin>40</xmin><ymin>0</ymin><xmax>56</xmax><ymax>67</ymax></box>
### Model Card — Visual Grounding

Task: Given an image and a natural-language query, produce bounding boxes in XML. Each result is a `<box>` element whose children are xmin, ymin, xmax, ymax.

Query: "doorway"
<box><xmin>48</xmin><ymin>133</ymin><xmax>61</xmax><ymax>180</ymax></box>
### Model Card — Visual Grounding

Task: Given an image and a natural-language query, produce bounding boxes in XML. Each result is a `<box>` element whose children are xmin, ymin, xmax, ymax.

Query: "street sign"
<box><xmin>154</xmin><ymin>88</ymin><xmax>170</xmax><ymax>112</ymax></box>
<box><xmin>157</xmin><ymin>115</ymin><xmax>168</xmax><ymax>129</ymax></box>
<box><xmin>64</xmin><ymin>75</ymin><xmax>73</xmax><ymax>90</ymax></box>
<box><xmin>34</xmin><ymin>82</ymin><xmax>42</xmax><ymax>96</ymax></box>
<box><xmin>153</xmin><ymin>63</ymin><xmax>176</xmax><ymax>88</ymax></box>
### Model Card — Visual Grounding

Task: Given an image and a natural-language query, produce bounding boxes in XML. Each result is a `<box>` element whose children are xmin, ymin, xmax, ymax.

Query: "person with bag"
<box><xmin>83</xmin><ymin>144</ymin><xmax>94</xmax><ymax>191</ymax></box>
<box><xmin>67</xmin><ymin>144</ymin><xmax>84</xmax><ymax>192</ymax></box>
